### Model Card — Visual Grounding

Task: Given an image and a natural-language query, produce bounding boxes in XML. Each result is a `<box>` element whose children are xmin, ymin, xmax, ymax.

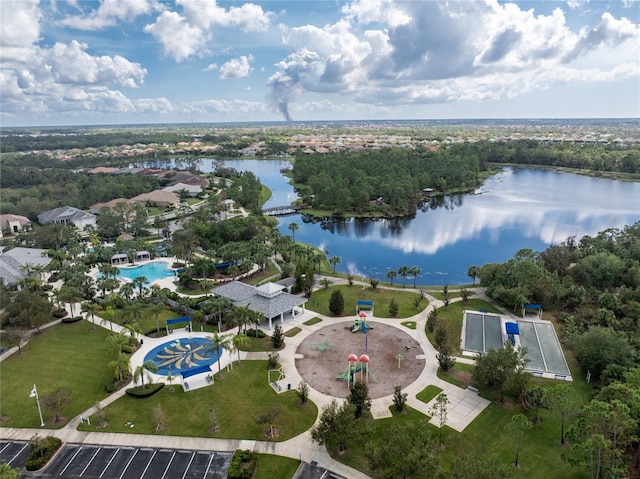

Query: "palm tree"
<box><xmin>82</xmin><ymin>301</ymin><xmax>100</xmax><ymax>329</ymax></box>
<box><xmin>208</xmin><ymin>332</ymin><xmax>232</xmax><ymax>373</ymax></box>
<box><xmin>132</xmin><ymin>276</ymin><xmax>149</xmax><ymax>298</ymax></box>
<box><xmin>108</xmin><ymin>353</ymin><xmax>130</xmax><ymax>382</ymax></box>
<box><xmin>150</xmin><ymin>302</ymin><xmax>164</xmax><ymax>334</ymax></box>
<box><xmin>133</xmin><ymin>360</ymin><xmax>158</xmax><ymax>389</ymax></box>
<box><xmin>329</xmin><ymin>256</ymin><xmax>341</xmax><ymax>273</ymax></box>
<box><xmin>398</xmin><ymin>265</ymin><xmax>409</xmax><ymax>288</ymax></box>
<box><xmin>101</xmin><ymin>305</ymin><xmax>116</xmax><ymax>332</ymax></box>
<box><xmin>107</xmin><ymin>331</ymin><xmax>129</xmax><ymax>356</ymax></box>
<box><xmin>386</xmin><ymin>270</ymin><xmax>397</xmax><ymax>286</ymax></box>
<box><xmin>467</xmin><ymin>265</ymin><xmax>479</xmax><ymax>286</ymax></box>
<box><xmin>288</xmin><ymin>222</ymin><xmax>299</xmax><ymax>242</ymax></box>
<box><xmin>231</xmin><ymin>333</ymin><xmax>249</xmax><ymax>366</ymax></box>
<box><xmin>409</xmin><ymin>266</ymin><xmax>422</xmax><ymax>288</ymax></box>
<box><xmin>119</xmin><ymin>282</ymin><xmax>135</xmax><ymax>303</ymax></box>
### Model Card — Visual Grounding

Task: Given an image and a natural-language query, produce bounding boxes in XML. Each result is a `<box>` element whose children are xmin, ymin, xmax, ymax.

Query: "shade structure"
<box><xmin>359</xmin><ymin>354</ymin><xmax>369</xmax><ymax>363</ymax></box>
<box><xmin>347</xmin><ymin>353</ymin><xmax>358</xmax><ymax>362</ymax></box>
<box><xmin>359</xmin><ymin>311</ymin><xmax>367</xmax><ymax>318</ymax></box>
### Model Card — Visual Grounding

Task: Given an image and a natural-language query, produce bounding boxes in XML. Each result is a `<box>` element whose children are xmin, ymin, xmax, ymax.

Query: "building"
<box><xmin>162</xmin><ymin>182</ymin><xmax>202</xmax><ymax>197</ymax></box>
<box><xmin>37</xmin><ymin>206</ymin><xmax>97</xmax><ymax>229</ymax></box>
<box><xmin>0</xmin><ymin>247</ymin><xmax>52</xmax><ymax>286</ymax></box>
<box><xmin>131</xmin><ymin>190</ymin><xmax>180</xmax><ymax>208</ymax></box>
<box><xmin>212</xmin><ymin>280</ymin><xmax>307</xmax><ymax>330</ymax></box>
<box><xmin>0</xmin><ymin>214</ymin><xmax>31</xmax><ymax>238</ymax></box>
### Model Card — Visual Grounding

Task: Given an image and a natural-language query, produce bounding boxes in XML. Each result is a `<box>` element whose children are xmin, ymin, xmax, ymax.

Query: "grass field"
<box><xmin>0</xmin><ymin>320</ymin><xmax>113</xmax><ymax>428</ymax></box>
<box><xmin>307</xmin><ymin>285</ymin><xmax>427</xmax><ymax>319</ymax></box>
<box><xmin>80</xmin><ymin>360</ymin><xmax>317</xmax><ymax>441</ymax></box>
<box><xmin>255</xmin><ymin>454</ymin><xmax>300</xmax><ymax>479</ymax></box>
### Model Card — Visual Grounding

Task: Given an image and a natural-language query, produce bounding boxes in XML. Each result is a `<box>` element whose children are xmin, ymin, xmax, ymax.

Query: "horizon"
<box><xmin>1</xmin><ymin>0</ymin><xmax>638</xmax><ymax>127</ymax></box>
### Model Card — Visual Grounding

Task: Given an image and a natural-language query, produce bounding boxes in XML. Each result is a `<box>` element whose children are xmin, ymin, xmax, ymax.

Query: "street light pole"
<box><xmin>29</xmin><ymin>384</ymin><xmax>45</xmax><ymax>427</ymax></box>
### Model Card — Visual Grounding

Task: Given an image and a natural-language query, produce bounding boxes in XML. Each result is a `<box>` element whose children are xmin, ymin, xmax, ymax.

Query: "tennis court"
<box><xmin>517</xmin><ymin>319</ymin><xmax>571</xmax><ymax>379</ymax></box>
<box><xmin>462</xmin><ymin>311</ymin><xmax>504</xmax><ymax>354</ymax></box>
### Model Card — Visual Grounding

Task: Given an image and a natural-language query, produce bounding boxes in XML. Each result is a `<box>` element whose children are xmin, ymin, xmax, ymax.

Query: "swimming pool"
<box><xmin>144</xmin><ymin>337</ymin><xmax>222</xmax><ymax>376</ymax></box>
<box><xmin>116</xmin><ymin>261</ymin><xmax>175</xmax><ymax>282</ymax></box>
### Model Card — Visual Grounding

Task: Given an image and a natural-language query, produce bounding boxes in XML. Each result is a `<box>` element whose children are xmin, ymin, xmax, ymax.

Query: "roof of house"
<box><xmin>87</xmin><ymin>166</ymin><xmax>119</xmax><ymax>174</ymax></box>
<box><xmin>131</xmin><ymin>190</ymin><xmax>180</xmax><ymax>204</ymax></box>
<box><xmin>162</xmin><ymin>182</ymin><xmax>202</xmax><ymax>194</ymax></box>
<box><xmin>0</xmin><ymin>214</ymin><xmax>31</xmax><ymax>229</ymax></box>
<box><xmin>0</xmin><ymin>247</ymin><xmax>52</xmax><ymax>285</ymax></box>
<box><xmin>37</xmin><ymin>206</ymin><xmax>96</xmax><ymax>225</ymax></box>
<box><xmin>89</xmin><ymin>198</ymin><xmax>135</xmax><ymax>214</ymax></box>
<box><xmin>213</xmin><ymin>280</ymin><xmax>307</xmax><ymax>320</ymax></box>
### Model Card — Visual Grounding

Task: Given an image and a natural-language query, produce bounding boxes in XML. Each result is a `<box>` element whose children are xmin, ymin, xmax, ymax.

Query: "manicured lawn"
<box><xmin>284</xmin><ymin>327</ymin><xmax>301</xmax><ymax>337</ymax></box>
<box><xmin>308</xmin><ymin>285</ymin><xmax>427</xmax><ymax>319</ymax></box>
<box><xmin>0</xmin><ymin>321</ymin><xmax>113</xmax><ymax>428</ymax></box>
<box><xmin>303</xmin><ymin>317</ymin><xmax>322</xmax><ymax>326</ymax></box>
<box><xmin>81</xmin><ymin>360</ymin><xmax>317</xmax><ymax>441</ymax></box>
<box><xmin>426</xmin><ymin>298</ymin><xmax>502</xmax><ymax>353</ymax></box>
<box><xmin>255</xmin><ymin>454</ymin><xmax>300</xmax><ymax>479</ymax></box>
<box><xmin>416</xmin><ymin>385</ymin><xmax>443</xmax><ymax>404</ymax></box>
<box><xmin>401</xmin><ymin>321</ymin><xmax>416</xmax><ymax>329</ymax></box>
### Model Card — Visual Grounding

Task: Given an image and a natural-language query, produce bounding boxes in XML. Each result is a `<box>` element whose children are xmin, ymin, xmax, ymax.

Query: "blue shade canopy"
<box><xmin>505</xmin><ymin>322</ymin><xmax>520</xmax><ymax>335</ymax></box>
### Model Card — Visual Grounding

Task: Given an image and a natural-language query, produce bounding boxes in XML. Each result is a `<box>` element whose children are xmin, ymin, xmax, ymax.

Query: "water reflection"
<box><xmin>191</xmin><ymin>159</ymin><xmax>639</xmax><ymax>285</ymax></box>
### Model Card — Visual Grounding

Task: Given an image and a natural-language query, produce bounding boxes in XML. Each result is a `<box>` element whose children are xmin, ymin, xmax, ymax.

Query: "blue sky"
<box><xmin>1</xmin><ymin>0</ymin><xmax>638</xmax><ymax>126</ymax></box>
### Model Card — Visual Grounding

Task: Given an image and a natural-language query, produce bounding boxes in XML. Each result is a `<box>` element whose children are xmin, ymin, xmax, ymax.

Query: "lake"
<box><xmin>200</xmin><ymin>159</ymin><xmax>640</xmax><ymax>286</ymax></box>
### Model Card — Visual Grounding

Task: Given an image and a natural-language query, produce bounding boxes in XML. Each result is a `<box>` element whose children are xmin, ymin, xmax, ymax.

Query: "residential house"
<box><xmin>0</xmin><ymin>214</ymin><xmax>31</xmax><ymax>238</ymax></box>
<box><xmin>131</xmin><ymin>190</ymin><xmax>180</xmax><ymax>208</ymax></box>
<box><xmin>162</xmin><ymin>182</ymin><xmax>202</xmax><ymax>197</ymax></box>
<box><xmin>0</xmin><ymin>247</ymin><xmax>52</xmax><ymax>286</ymax></box>
<box><xmin>37</xmin><ymin>206</ymin><xmax>97</xmax><ymax>229</ymax></box>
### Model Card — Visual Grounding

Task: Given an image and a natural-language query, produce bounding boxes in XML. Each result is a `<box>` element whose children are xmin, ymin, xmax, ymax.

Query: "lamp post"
<box><xmin>29</xmin><ymin>384</ymin><xmax>45</xmax><ymax>427</ymax></box>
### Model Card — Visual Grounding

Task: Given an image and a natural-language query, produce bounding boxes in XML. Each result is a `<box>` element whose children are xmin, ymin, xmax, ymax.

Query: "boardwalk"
<box><xmin>262</xmin><ymin>205</ymin><xmax>301</xmax><ymax>216</ymax></box>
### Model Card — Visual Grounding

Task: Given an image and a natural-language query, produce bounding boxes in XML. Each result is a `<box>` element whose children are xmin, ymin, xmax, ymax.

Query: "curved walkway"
<box><xmin>0</xmin><ymin>285</ymin><xmax>493</xmax><ymax>479</ymax></box>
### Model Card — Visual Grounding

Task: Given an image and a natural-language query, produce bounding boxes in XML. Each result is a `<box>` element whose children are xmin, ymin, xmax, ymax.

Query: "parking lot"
<box><xmin>1</xmin><ymin>441</ymin><xmax>231</xmax><ymax>479</ymax></box>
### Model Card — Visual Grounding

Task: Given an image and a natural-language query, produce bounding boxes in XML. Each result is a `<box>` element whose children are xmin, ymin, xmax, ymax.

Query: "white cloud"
<box><xmin>219</xmin><ymin>55</ymin><xmax>254</xmax><ymax>79</ymax></box>
<box><xmin>181</xmin><ymin>98</ymin><xmax>266</xmax><ymax>114</ymax></box>
<box><xmin>0</xmin><ymin>0</ymin><xmax>41</xmax><ymax>61</ymax></box>
<box><xmin>204</xmin><ymin>63</ymin><xmax>218</xmax><ymax>71</ymax></box>
<box><xmin>266</xmin><ymin>0</ymin><xmax>640</xmax><ymax>119</ymax></box>
<box><xmin>59</xmin><ymin>0</ymin><xmax>157</xmax><ymax>30</ymax></box>
<box><xmin>144</xmin><ymin>1</ymin><xmax>273</xmax><ymax>62</ymax></box>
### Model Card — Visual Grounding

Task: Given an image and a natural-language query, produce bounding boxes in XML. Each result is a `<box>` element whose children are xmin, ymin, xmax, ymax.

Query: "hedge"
<box><xmin>61</xmin><ymin>316</ymin><xmax>83</xmax><ymax>323</ymax></box>
<box><xmin>125</xmin><ymin>383</ymin><xmax>164</xmax><ymax>398</ymax></box>
<box><xmin>227</xmin><ymin>450</ymin><xmax>257</xmax><ymax>479</ymax></box>
<box><xmin>25</xmin><ymin>436</ymin><xmax>62</xmax><ymax>471</ymax></box>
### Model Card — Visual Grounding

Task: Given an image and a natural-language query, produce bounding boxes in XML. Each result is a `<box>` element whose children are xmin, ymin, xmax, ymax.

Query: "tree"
<box><xmin>348</xmin><ymin>382</ymin><xmax>371</xmax><ymax>419</ymax></box>
<box><xmin>409</xmin><ymin>266</ymin><xmax>421</xmax><ymax>288</ymax></box>
<box><xmin>41</xmin><ymin>387</ymin><xmax>72</xmax><ymax>424</ymax></box>
<box><xmin>388</xmin><ymin>297</ymin><xmax>399</xmax><ymax>317</ymax></box>
<box><xmin>365</xmin><ymin>421</ymin><xmax>439</xmax><ymax>479</ymax></box>
<box><xmin>468</xmin><ymin>265</ymin><xmax>479</xmax><ymax>285</ymax></box>
<box><xmin>506</xmin><ymin>413</ymin><xmax>533</xmax><ymax>468</ymax></box>
<box><xmin>132</xmin><ymin>276</ymin><xmax>149</xmax><ymax>298</ymax></box>
<box><xmin>108</xmin><ymin>353</ymin><xmax>130</xmax><ymax>382</ymax></box>
<box><xmin>397</xmin><ymin>265</ymin><xmax>409</xmax><ymax>287</ymax></box>
<box><xmin>133</xmin><ymin>360</ymin><xmax>158</xmax><ymax>389</ymax></box>
<box><xmin>153</xmin><ymin>404</ymin><xmax>166</xmax><ymax>432</ymax></box>
<box><xmin>0</xmin><ymin>464</ymin><xmax>19</xmax><ymax>479</ymax></box>
<box><xmin>81</xmin><ymin>301</ymin><xmax>100</xmax><ymax>329</ymax></box>
<box><xmin>431</xmin><ymin>393</ymin><xmax>450</xmax><ymax>446</ymax></box>
<box><xmin>427</xmin><ymin>307</ymin><xmax>438</xmax><ymax>333</ymax></box>
<box><xmin>311</xmin><ymin>399</ymin><xmax>358</xmax><ymax>453</ymax></box>
<box><xmin>329</xmin><ymin>256</ymin><xmax>341</xmax><ymax>273</ymax></box>
<box><xmin>230</xmin><ymin>333</ymin><xmax>249</xmax><ymax>366</ymax></box>
<box><xmin>208</xmin><ymin>332</ymin><xmax>232</xmax><ymax>373</ymax></box>
<box><xmin>297</xmin><ymin>380</ymin><xmax>310</xmax><ymax>404</ymax></box>
<box><xmin>435</xmin><ymin>325</ymin><xmax>448</xmax><ymax>351</ymax></box>
<box><xmin>329</xmin><ymin>289</ymin><xmax>344</xmax><ymax>315</ymax></box>
<box><xmin>254</xmin><ymin>405</ymin><xmax>282</xmax><ymax>438</ymax></box>
<box><xmin>271</xmin><ymin>324</ymin><xmax>284</xmax><ymax>349</ymax></box>
<box><xmin>288</xmin><ymin>222</ymin><xmax>299</xmax><ymax>242</ymax></box>
<box><xmin>2</xmin><ymin>327</ymin><xmax>29</xmax><ymax>354</ymax></box>
<box><xmin>386</xmin><ymin>269</ymin><xmax>397</xmax><ymax>286</ymax></box>
<box><xmin>545</xmin><ymin>383</ymin><xmax>582</xmax><ymax>445</ymax></box>
<box><xmin>473</xmin><ymin>342</ymin><xmax>529</xmax><ymax>403</ymax></box>
<box><xmin>442</xmin><ymin>283</ymin><xmax>450</xmax><ymax>308</ymax></box>
<box><xmin>436</xmin><ymin>348</ymin><xmax>456</xmax><ymax>371</ymax></box>
<box><xmin>570</xmin><ymin>326</ymin><xmax>634</xmax><ymax>380</ymax></box>
<box><xmin>393</xmin><ymin>386</ymin><xmax>407</xmax><ymax>412</ymax></box>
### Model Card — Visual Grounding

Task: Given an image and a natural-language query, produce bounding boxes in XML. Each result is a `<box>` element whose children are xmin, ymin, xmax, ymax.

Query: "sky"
<box><xmin>1</xmin><ymin>0</ymin><xmax>639</xmax><ymax>127</ymax></box>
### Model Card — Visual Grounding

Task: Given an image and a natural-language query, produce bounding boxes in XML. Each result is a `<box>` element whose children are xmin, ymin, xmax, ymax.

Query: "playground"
<box><xmin>295</xmin><ymin>321</ymin><xmax>425</xmax><ymax>400</ymax></box>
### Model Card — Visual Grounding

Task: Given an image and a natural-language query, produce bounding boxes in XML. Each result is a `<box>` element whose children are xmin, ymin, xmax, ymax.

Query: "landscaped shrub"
<box><xmin>52</xmin><ymin>308</ymin><xmax>67</xmax><ymax>319</ymax></box>
<box><xmin>227</xmin><ymin>450</ymin><xmax>257</xmax><ymax>479</ymax></box>
<box><xmin>245</xmin><ymin>329</ymin><xmax>266</xmax><ymax>338</ymax></box>
<box><xmin>61</xmin><ymin>316</ymin><xmax>83</xmax><ymax>323</ymax></box>
<box><xmin>125</xmin><ymin>383</ymin><xmax>164</xmax><ymax>398</ymax></box>
<box><xmin>25</xmin><ymin>436</ymin><xmax>62</xmax><ymax>471</ymax></box>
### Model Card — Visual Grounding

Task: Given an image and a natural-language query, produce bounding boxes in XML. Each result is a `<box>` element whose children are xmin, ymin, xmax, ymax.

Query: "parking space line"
<box><xmin>99</xmin><ymin>448</ymin><xmax>119</xmax><ymax>478</ymax></box>
<box><xmin>7</xmin><ymin>443</ymin><xmax>29</xmax><ymax>465</ymax></box>
<box><xmin>118</xmin><ymin>448</ymin><xmax>138</xmax><ymax>479</ymax></box>
<box><xmin>79</xmin><ymin>447</ymin><xmax>101</xmax><ymax>477</ymax></box>
<box><xmin>180</xmin><ymin>452</ymin><xmax>196</xmax><ymax>479</ymax></box>
<box><xmin>0</xmin><ymin>442</ymin><xmax>12</xmax><ymax>454</ymax></box>
<box><xmin>202</xmin><ymin>453</ymin><xmax>215</xmax><ymax>479</ymax></box>
<box><xmin>59</xmin><ymin>446</ymin><xmax>82</xmax><ymax>475</ymax></box>
<box><xmin>139</xmin><ymin>450</ymin><xmax>157</xmax><ymax>478</ymax></box>
<box><xmin>160</xmin><ymin>451</ymin><xmax>176</xmax><ymax>479</ymax></box>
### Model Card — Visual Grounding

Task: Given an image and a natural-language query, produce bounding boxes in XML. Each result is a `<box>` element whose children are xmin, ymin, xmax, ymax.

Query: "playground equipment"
<box><xmin>337</xmin><ymin>353</ymin><xmax>377</xmax><ymax>386</ymax></box>
<box><xmin>311</xmin><ymin>336</ymin><xmax>337</xmax><ymax>352</ymax></box>
<box><xmin>165</xmin><ymin>316</ymin><xmax>193</xmax><ymax>335</ymax></box>
<box><xmin>352</xmin><ymin>311</ymin><xmax>374</xmax><ymax>333</ymax></box>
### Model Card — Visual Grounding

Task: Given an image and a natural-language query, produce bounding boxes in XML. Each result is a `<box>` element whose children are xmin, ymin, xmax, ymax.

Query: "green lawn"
<box><xmin>416</xmin><ymin>385</ymin><xmax>443</xmax><ymax>404</ymax></box>
<box><xmin>80</xmin><ymin>360</ymin><xmax>317</xmax><ymax>441</ymax></box>
<box><xmin>426</xmin><ymin>298</ymin><xmax>502</xmax><ymax>353</ymax></box>
<box><xmin>0</xmin><ymin>321</ymin><xmax>113</xmax><ymax>428</ymax></box>
<box><xmin>255</xmin><ymin>454</ymin><xmax>300</xmax><ymax>479</ymax></box>
<box><xmin>308</xmin><ymin>285</ymin><xmax>427</xmax><ymax>319</ymax></box>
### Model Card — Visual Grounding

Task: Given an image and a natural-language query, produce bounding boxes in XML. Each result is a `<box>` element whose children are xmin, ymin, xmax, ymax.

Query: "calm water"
<box><xmin>200</xmin><ymin>159</ymin><xmax>640</xmax><ymax>286</ymax></box>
